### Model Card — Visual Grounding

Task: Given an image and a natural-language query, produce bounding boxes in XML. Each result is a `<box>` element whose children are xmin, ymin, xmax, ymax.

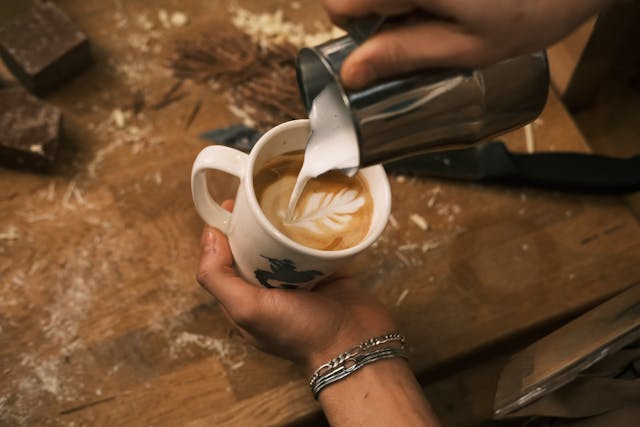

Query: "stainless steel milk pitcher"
<box><xmin>296</xmin><ymin>34</ymin><xmax>549</xmax><ymax>167</ymax></box>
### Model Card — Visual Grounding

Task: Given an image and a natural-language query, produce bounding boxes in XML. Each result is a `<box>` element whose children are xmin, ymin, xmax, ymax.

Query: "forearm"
<box><xmin>316</xmin><ymin>358</ymin><xmax>441</xmax><ymax>427</ymax></box>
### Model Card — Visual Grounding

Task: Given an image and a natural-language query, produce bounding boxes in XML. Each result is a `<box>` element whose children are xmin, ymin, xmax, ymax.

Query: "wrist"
<box><xmin>309</xmin><ymin>333</ymin><xmax>407</xmax><ymax>399</ymax></box>
<box><xmin>302</xmin><ymin>327</ymin><xmax>398</xmax><ymax>377</ymax></box>
<box><xmin>317</xmin><ymin>357</ymin><xmax>441</xmax><ymax>427</ymax></box>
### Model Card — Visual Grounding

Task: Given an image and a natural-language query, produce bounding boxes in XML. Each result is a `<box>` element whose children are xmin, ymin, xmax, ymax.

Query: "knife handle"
<box><xmin>508</xmin><ymin>152</ymin><xmax>640</xmax><ymax>193</ymax></box>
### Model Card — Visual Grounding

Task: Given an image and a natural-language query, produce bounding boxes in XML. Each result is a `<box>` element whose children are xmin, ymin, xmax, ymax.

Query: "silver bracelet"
<box><xmin>309</xmin><ymin>333</ymin><xmax>408</xmax><ymax>399</ymax></box>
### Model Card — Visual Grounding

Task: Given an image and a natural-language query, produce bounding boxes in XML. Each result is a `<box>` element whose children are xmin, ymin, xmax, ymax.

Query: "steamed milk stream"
<box><xmin>285</xmin><ymin>82</ymin><xmax>360</xmax><ymax>221</ymax></box>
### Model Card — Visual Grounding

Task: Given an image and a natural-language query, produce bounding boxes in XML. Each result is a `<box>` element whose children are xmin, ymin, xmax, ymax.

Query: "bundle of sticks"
<box><xmin>170</xmin><ymin>31</ymin><xmax>307</xmax><ymax>129</ymax></box>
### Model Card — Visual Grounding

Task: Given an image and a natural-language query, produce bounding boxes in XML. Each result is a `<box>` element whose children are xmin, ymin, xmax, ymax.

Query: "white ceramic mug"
<box><xmin>191</xmin><ymin>119</ymin><xmax>391</xmax><ymax>290</ymax></box>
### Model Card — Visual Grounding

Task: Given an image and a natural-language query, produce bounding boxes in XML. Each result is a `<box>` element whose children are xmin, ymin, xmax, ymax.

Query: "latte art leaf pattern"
<box><xmin>288</xmin><ymin>189</ymin><xmax>365</xmax><ymax>233</ymax></box>
<box><xmin>254</xmin><ymin>152</ymin><xmax>373</xmax><ymax>251</ymax></box>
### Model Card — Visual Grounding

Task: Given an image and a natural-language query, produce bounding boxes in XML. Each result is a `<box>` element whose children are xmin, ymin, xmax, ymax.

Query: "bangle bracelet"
<box><xmin>309</xmin><ymin>333</ymin><xmax>408</xmax><ymax>399</ymax></box>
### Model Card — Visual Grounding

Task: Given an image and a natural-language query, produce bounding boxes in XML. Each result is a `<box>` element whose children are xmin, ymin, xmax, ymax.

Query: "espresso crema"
<box><xmin>254</xmin><ymin>152</ymin><xmax>373</xmax><ymax>251</ymax></box>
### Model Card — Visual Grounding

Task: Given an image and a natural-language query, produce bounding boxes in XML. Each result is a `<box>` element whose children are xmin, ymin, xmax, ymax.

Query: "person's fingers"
<box><xmin>321</xmin><ymin>0</ymin><xmax>454</xmax><ymax>31</ymax></box>
<box><xmin>322</xmin><ymin>0</ymin><xmax>415</xmax><ymax>21</ymax></box>
<box><xmin>197</xmin><ymin>226</ymin><xmax>264</xmax><ymax>328</ymax></box>
<box><xmin>197</xmin><ymin>198</ymin><xmax>235</xmax><ymax>304</ymax></box>
<box><xmin>340</xmin><ymin>21</ymin><xmax>496</xmax><ymax>89</ymax></box>
<box><xmin>221</xmin><ymin>199</ymin><xmax>234</xmax><ymax>212</ymax></box>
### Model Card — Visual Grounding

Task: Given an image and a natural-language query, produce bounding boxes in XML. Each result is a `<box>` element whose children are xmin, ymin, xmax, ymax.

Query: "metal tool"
<box><xmin>296</xmin><ymin>16</ymin><xmax>549</xmax><ymax>167</ymax></box>
<box><xmin>384</xmin><ymin>141</ymin><xmax>640</xmax><ymax>194</ymax></box>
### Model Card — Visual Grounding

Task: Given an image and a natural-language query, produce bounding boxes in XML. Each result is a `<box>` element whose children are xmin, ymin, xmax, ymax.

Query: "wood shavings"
<box><xmin>388</xmin><ymin>214</ymin><xmax>399</xmax><ymax>229</ymax></box>
<box><xmin>28</xmin><ymin>260</ymin><xmax>43</xmax><ymax>275</ymax></box>
<box><xmin>136</xmin><ymin>13</ymin><xmax>154</xmax><ymax>31</ymax></box>
<box><xmin>170</xmin><ymin>12</ymin><xmax>189</xmax><ymax>27</ymax></box>
<box><xmin>395</xmin><ymin>289</ymin><xmax>409</xmax><ymax>306</ymax></box>
<box><xmin>229</xmin><ymin>6</ymin><xmax>344</xmax><ymax>48</ymax></box>
<box><xmin>29</xmin><ymin>144</ymin><xmax>45</xmax><ymax>155</ymax></box>
<box><xmin>398</xmin><ymin>243</ymin><xmax>418</xmax><ymax>251</ymax></box>
<box><xmin>395</xmin><ymin>250</ymin><xmax>411</xmax><ymax>267</ymax></box>
<box><xmin>62</xmin><ymin>180</ymin><xmax>76</xmax><ymax>209</ymax></box>
<box><xmin>46</xmin><ymin>182</ymin><xmax>56</xmax><ymax>201</ymax></box>
<box><xmin>127</xmin><ymin>32</ymin><xmax>152</xmax><ymax>52</ymax></box>
<box><xmin>18</xmin><ymin>212</ymin><xmax>56</xmax><ymax>223</ymax></box>
<box><xmin>73</xmin><ymin>188</ymin><xmax>87</xmax><ymax>206</ymax></box>
<box><xmin>437</xmin><ymin>204</ymin><xmax>461</xmax><ymax>223</ymax></box>
<box><xmin>396</xmin><ymin>175</ymin><xmax>406</xmax><ymax>183</ymax></box>
<box><xmin>0</xmin><ymin>225</ymin><xmax>19</xmax><ymax>240</ymax></box>
<box><xmin>158</xmin><ymin>9</ymin><xmax>170</xmax><ymax>28</ymax></box>
<box><xmin>111</xmin><ymin>108</ymin><xmax>126</xmax><ymax>128</ymax></box>
<box><xmin>421</xmin><ymin>240</ymin><xmax>440</xmax><ymax>253</ymax></box>
<box><xmin>409</xmin><ymin>213</ymin><xmax>429</xmax><ymax>231</ymax></box>
<box><xmin>524</xmin><ymin>123</ymin><xmax>535</xmax><ymax>153</ymax></box>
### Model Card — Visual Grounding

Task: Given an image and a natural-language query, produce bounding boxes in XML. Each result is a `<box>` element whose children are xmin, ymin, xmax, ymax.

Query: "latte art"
<box><xmin>288</xmin><ymin>187</ymin><xmax>365</xmax><ymax>233</ymax></box>
<box><xmin>254</xmin><ymin>152</ymin><xmax>373</xmax><ymax>251</ymax></box>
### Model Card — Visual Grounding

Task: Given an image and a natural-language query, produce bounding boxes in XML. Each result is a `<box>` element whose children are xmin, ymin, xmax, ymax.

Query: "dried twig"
<box><xmin>184</xmin><ymin>99</ymin><xmax>202</xmax><ymax>130</ymax></box>
<box><xmin>170</xmin><ymin>29</ymin><xmax>306</xmax><ymax>129</ymax></box>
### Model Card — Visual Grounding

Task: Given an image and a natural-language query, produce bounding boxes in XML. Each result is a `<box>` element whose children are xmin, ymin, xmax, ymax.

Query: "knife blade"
<box><xmin>384</xmin><ymin>141</ymin><xmax>640</xmax><ymax>194</ymax></box>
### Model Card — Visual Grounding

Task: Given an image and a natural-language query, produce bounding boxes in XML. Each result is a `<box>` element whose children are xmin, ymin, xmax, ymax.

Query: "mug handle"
<box><xmin>191</xmin><ymin>145</ymin><xmax>249</xmax><ymax>234</ymax></box>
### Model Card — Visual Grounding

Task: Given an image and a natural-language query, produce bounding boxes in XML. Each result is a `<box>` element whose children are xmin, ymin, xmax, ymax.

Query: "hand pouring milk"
<box><xmin>285</xmin><ymin>82</ymin><xmax>359</xmax><ymax>222</ymax></box>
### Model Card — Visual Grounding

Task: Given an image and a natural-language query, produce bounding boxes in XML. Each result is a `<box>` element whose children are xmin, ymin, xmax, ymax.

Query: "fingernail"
<box><xmin>202</xmin><ymin>228</ymin><xmax>216</xmax><ymax>252</ymax></box>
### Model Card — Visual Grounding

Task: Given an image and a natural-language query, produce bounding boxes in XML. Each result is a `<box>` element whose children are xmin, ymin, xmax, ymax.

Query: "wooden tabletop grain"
<box><xmin>1</xmin><ymin>1</ymin><xmax>638</xmax><ymax>426</ymax></box>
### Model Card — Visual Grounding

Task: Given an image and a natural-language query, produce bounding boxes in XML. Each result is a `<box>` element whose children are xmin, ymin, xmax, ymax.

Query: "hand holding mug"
<box><xmin>191</xmin><ymin>119</ymin><xmax>391</xmax><ymax>290</ymax></box>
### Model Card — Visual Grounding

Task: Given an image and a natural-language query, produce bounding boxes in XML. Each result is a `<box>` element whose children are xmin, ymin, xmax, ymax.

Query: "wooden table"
<box><xmin>1</xmin><ymin>1</ymin><xmax>639</xmax><ymax>426</ymax></box>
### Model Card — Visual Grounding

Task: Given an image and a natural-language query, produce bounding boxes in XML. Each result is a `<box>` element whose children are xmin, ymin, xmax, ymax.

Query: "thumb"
<box><xmin>197</xmin><ymin>226</ymin><xmax>264</xmax><ymax>327</ymax></box>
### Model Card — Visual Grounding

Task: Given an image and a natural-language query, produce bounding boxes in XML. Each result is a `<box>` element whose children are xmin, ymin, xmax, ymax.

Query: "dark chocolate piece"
<box><xmin>0</xmin><ymin>87</ymin><xmax>62</xmax><ymax>169</ymax></box>
<box><xmin>0</xmin><ymin>3</ymin><xmax>92</xmax><ymax>95</ymax></box>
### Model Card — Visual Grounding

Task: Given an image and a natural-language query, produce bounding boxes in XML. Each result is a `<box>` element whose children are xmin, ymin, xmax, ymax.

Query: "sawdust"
<box><xmin>169</xmin><ymin>332</ymin><xmax>247</xmax><ymax>370</ymax></box>
<box><xmin>398</xmin><ymin>243</ymin><xmax>419</xmax><ymax>251</ymax></box>
<box><xmin>0</xmin><ymin>225</ymin><xmax>19</xmax><ymax>240</ymax></box>
<box><xmin>409</xmin><ymin>213</ymin><xmax>429</xmax><ymax>231</ymax></box>
<box><xmin>395</xmin><ymin>289</ymin><xmax>410</xmax><ymax>306</ymax></box>
<box><xmin>229</xmin><ymin>6</ymin><xmax>344</xmax><ymax>48</ymax></box>
<box><xmin>395</xmin><ymin>250</ymin><xmax>411</xmax><ymax>267</ymax></box>
<box><xmin>87</xmin><ymin>113</ymin><xmax>158</xmax><ymax>178</ymax></box>
<box><xmin>421</xmin><ymin>240</ymin><xmax>441</xmax><ymax>253</ymax></box>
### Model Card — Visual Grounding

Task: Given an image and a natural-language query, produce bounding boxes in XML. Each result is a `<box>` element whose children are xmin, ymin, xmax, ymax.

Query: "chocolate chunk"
<box><xmin>0</xmin><ymin>87</ymin><xmax>62</xmax><ymax>170</ymax></box>
<box><xmin>0</xmin><ymin>3</ymin><xmax>92</xmax><ymax>95</ymax></box>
